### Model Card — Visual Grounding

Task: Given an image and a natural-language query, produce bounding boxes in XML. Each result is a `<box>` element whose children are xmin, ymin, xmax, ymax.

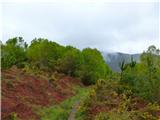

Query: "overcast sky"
<box><xmin>1</xmin><ymin>1</ymin><xmax>160</xmax><ymax>53</ymax></box>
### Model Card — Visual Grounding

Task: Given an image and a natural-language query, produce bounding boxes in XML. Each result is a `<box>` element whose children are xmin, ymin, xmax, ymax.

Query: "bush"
<box><xmin>56</xmin><ymin>46</ymin><xmax>83</xmax><ymax>76</ymax></box>
<box><xmin>120</xmin><ymin>45</ymin><xmax>160</xmax><ymax>103</ymax></box>
<box><xmin>79</xmin><ymin>48</ymin><xmax>111</xmax><ymax>85</ymax></box>
<box><xmin>1</xmin><ymin>37</ymin><xmax>27</xmax><ymax>69</ymax></box>
<box><xmin>27</xmin><ymin>38</ymin><xmax>64</xmax><ymax>71</ymax></box>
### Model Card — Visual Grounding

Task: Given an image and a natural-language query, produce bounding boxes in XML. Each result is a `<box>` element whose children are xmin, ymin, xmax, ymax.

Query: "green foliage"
<box><xmin>95</xmin><ymin>111</ymin><xmax>131</xmax><ymax>120</ymax></box>
<box><xmin>38</xmin><ymin>86</ymin><xmax>89</xmax><ymax>120</ymax></box>
<box><xmin>5</xmin><ymin>112</ymin><xmax>19</xmax><ymax>120</ymax></box>
<box><xmin>1</xmin><ymin>37</ymin><xmax>27</xmax><ymax>69</ymax></box>
<box><xmin>79</xmin><ymin>78</ymin><xmax>160</xmax><ymax>120</ymax></box>
<box><xmin>27</xmin><ymin>38</ymin><xmax>64</xmax><ymax>71</ymax></box>
<box><xmin>129</xmin><ymin>56</ymin><xmax>136</xmax><ymax>68</ymax></box>
<box><xmin>119</xmin><ymin>59</ymin><xmax>128</xmax><ymax>83</ymax></box>
<box><xmin>56</xmin><ymin>46</ymin><xmax>83</xmax><ymax>76</ymax></box>
<box><xmin>135</xmin><ymin>46</ymin><xmax>160</xmax><ymax>102</ymax></box>
<box><xmin>120</xmin><ymin>45</ymin><xmax>160</xmax><ymax>103</ymax></box>
<box><xmin>3</xmin><ymin>36</ymin><xmax>160</xmax><ymax>120</ymax></box>
<box><xmin>2</xmin><ymin>37</ymin><xmax>111</xmax><ymax>85</ymax></box>
<box><xmin>80</xmin><ymin>48</ymin><xmax>111</xmax><ymax>85</ymax></box>
<box><xmin>119</xmin><ymin>59</ymin><xmax>128</xmax><ymax>72</ymax></box>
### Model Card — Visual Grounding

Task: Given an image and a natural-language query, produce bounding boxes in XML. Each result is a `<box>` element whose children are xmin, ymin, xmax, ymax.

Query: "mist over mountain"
<box><xmin>101</xmin><ymin>52</ymin><xmax>141</xmax><ymax>72</ymax></box>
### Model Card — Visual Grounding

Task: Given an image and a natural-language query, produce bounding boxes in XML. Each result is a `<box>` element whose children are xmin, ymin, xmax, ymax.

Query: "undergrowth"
<box><xmin>37</xmin><ymin>86</ymin><xmax>90</xmax><ymax>120</ymax></box>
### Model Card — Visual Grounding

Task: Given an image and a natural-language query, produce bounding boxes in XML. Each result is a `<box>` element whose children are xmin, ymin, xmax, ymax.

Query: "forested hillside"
<box><xmin>1</xmin><ymin>37</ymin><xmax>160</xmax><ymax>120</ymax></box>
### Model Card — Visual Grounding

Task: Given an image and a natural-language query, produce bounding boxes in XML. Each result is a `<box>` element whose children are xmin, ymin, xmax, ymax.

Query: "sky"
<box><xmin>1</xmin><ymin>0</ymin><xmax>160</xmax><ymax>53</ymax></box>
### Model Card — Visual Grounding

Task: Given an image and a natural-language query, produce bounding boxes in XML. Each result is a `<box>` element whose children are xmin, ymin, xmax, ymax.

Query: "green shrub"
<box><xmin>80</xmin><ymin>48</ymin><xmax>111</xmax><ymax>85</ymax></box>
<box><xmin>27</xmin><ymin>38</ymin><xmax>64</xmax><ymax>71</ymax></box>
<box><xmin>1</xmin><ymin>37</ymin><xmax>27</xmax><ymax>69</ymax></box>
<box><xmin>120</xmin><ymin>45</ymin><xmax>160</xmax><ymax>103</ymax></box>
<box><xmin>56</xmin><ymin>46</ymin><xmax>83</xmax><ymax>76</ymax></box>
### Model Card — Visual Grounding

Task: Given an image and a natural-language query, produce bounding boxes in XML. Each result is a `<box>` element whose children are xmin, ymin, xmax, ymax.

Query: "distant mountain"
<box><xmin>101</xmin><ymin>52</ymin><xmax>141</xmax><ymax>72</ymax></box>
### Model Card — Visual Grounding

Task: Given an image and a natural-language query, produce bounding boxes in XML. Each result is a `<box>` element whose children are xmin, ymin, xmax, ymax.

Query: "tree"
<box><xmin>56</xmin><ymin>46</ymin><xmax>83</xmax><ymax>76</ymax></box>
<box><xmin>129</xmin><ymin>56</ymin><xmax>136</xmax><ymax>68</ymax></box>
<box><xmin>120</xmin><ymin>45</ymin><xmax>160</xmax><ymax>102</ymax></box>
<box><xmin>120</xmin><ymin>56</ymin><xmax>137</xmax><ymax>86</ymax></box>
<box><xmin>119</xmin><ymin>59</ymin><xmax>128</xmax><ymax>82</ymax></box>
<box><xmin>80</xmin><ymin>48</ymin><xmax>111</xmax><ymax>85</ymax></box>
<box><xmin>1</xmin><ymin>37</ymin><xmax>27</xmax><ymax>69</ymax></box>
<box><xmin>27</xmin><ymin>38</ymin><xmax>64</xmax><ymax>71</ymax></box>
<box><xmin>138</xmin><ymin>45</ymin><xmax>160</xmax><ymax>102</ymax></box>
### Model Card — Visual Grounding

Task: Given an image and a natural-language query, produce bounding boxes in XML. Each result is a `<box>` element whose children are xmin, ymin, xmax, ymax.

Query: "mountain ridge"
<box><xmin>101</xmin><ymin>52</ymin><xmax>141</xmax><ymax>72</ymax></box>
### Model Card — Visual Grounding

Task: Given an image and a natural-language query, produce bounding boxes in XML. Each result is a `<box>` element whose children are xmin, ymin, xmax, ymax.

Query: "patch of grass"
<box><xmin>37</xmin><ymin>86</ymin><xmax>90</xmax><ymax>120</ymax></box>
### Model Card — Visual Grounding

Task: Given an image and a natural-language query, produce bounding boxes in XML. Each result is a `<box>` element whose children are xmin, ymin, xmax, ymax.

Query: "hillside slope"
<box><xmin>1</xmin><ymin>66</ymin><xmax>82</xmax><ymax>120</ymax></box>
<box><xmin>76</xmin><ymin>80</ymin><xmax>160</xmax><ymax>120</ymax></box>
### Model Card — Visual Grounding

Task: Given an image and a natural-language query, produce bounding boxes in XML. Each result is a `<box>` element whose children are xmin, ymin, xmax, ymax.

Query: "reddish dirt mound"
<box><xmin>1</xmin><ymin>67</ymin><xmax>81</xmax><ymax>120</ymax></box>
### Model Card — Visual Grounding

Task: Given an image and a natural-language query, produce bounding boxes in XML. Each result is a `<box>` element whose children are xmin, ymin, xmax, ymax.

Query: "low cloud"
<box><xmin>2</xmin><ymin>2</ymin><xmax>159</xmax><ymax>53</ymax></box>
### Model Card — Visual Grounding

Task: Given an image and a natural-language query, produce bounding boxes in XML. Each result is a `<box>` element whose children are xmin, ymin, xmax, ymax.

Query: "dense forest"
<box><xmin>1</xmin><ymin>37</ymin><xmax>160</xmax><ymax>120</ymax></box>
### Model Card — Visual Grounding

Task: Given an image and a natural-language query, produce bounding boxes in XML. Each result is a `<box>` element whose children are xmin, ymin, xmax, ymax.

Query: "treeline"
<box><xmin>1</xmin><ymin>37</ymin><xmax>111</xmax><ymax>85</ymax></box>
<box><xmin>1</xmin><ymin>37</ymin><xmax>160</xmax><ymax>102</ymax></box>
<box><xmin>119</xmin><ymin>45</ymin><xmax>160</xmax><ymax>102</ymax></box>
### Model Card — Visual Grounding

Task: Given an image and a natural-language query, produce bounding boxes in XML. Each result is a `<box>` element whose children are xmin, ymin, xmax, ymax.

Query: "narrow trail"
<box><xmin>68</xmin><ymin>100</ymin><xmax>80</xmax><ymax>120</ymax></box>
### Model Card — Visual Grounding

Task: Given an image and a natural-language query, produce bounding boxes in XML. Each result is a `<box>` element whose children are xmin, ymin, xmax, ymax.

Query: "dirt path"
<box><xmin>68</xmin><ymin>100</ymin><xmax>80</xmax><ymax>120</ymax></box>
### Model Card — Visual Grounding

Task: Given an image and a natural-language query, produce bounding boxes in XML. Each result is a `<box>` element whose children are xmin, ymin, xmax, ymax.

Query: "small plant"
<box><xmin>129</xmin><ymin>56</ymin><xmax>136</xmax><ymax>68</ymax></box>
<box><xmin>7</xmin><ymin>112</ymin><xmax>18</xmax><ymax>120</ymax></box>
<box><xmin>6</xmin><ymin>80</ymin><xmax>14</xmax><ymax>89</ymax></box>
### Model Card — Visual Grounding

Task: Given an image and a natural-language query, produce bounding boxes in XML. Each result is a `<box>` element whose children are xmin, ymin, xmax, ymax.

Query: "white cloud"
<box><xmin>1</xmin><ymin>2</ymin><xmax>160</xmax><ymax>53</ymax></box>
<box><xmin>1</xmin><ymin>0</ymin><xmax>159</xmax><ymax>3</ymax></box>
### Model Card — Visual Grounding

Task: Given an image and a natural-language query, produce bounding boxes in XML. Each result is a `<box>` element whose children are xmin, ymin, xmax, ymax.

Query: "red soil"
<box><xmin>1</xmin><ymin>67</ymin><xmax>81</xmax><ymax>120</ymax></box>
